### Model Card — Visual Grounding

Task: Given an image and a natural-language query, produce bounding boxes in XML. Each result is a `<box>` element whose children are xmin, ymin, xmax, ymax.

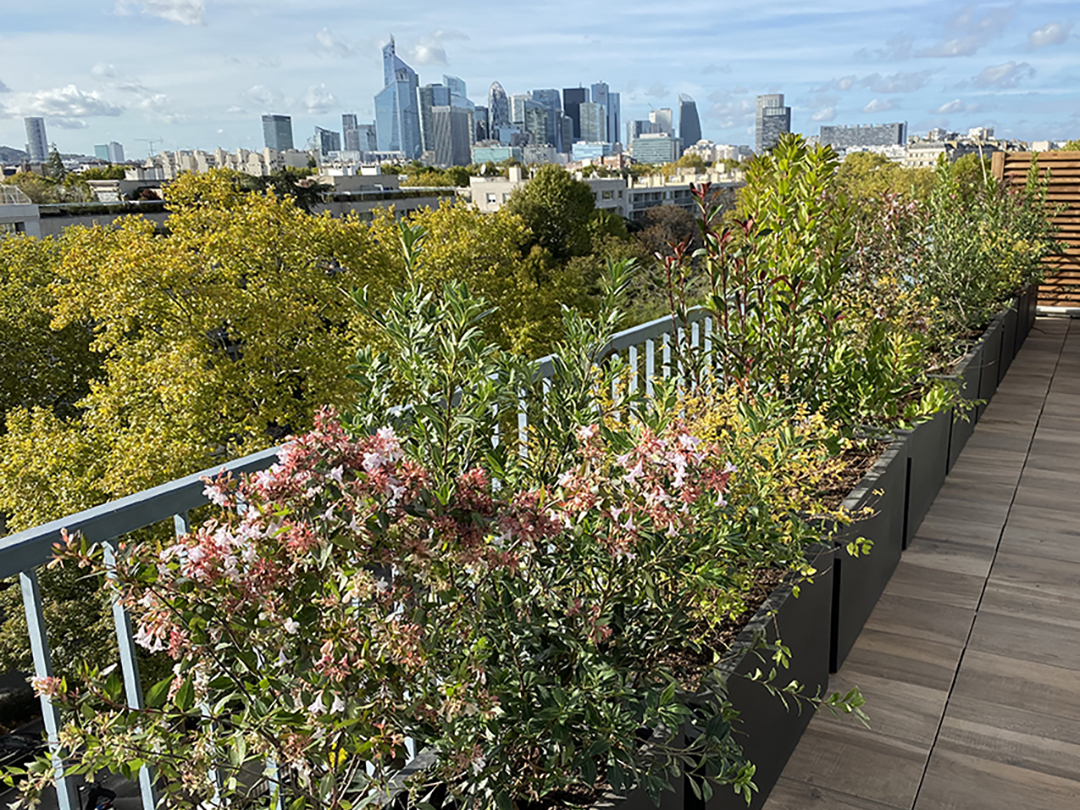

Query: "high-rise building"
<box><xmin>627</xmin><ymin>119</ymin><xmax>650</xmax><ymax>144</ymax></box>
<box><xmin>559</xmin><ymin>114</ymin><xmax>574</xmax><ymax>154</ymax></box>
<box><xmin>649</xmin><ymin>108</ymin><xmax>673</xmax><ymax>138</ymax></box>
<box><xmin>755</xmin><ymin>94</ymin><xmax>791</xmax><ymax>154</ymax></box>
<box><xmin>474</xmin><ymin>105</ymin><xmax>490</xmax><ymax>142</ymax></box>
<box><xmin>580</xmin><ymin>102</ymin><xmax>607</xmax><ymax>143</ymax></box>
<box><xmin>443</xmin><ymin>75</ymin><xmax>472</xmax><ymax>109</ymax></box>
<box><xmin>356</xmin><ymin>124</ymin><xmax>377</xmax><ymax>152</ymax></box>
<box><xmin>509</xmin><ymin>94</ymin><xmax>531</xmax><ymax>126</ymax></box>
<box><xmin>530</xmin><ymin>89</ymin><xmax>562</xmax><ymax>149</ymax></box>
<box><xmin>819</xmin><ymin>122</ymin><xmax>907</xmax><ymax>150</ymax></box>
<box><xmin>607</xmin><ymin>92</ymin><xmax>621</xmax><ymax>147</ymax></box>
<box><xmin>417</xmin><ymin>83</ymin><xmax>452</xmax><ymax>154</ymax></box>
<box><xmin>678</xmin><ymin>94</ymin><xmax>701</xmax><ymax>147</ymax></box>
<box><xmin>342</xmin><ymin>113</ymin><xmax>360</xmax><ymax>152</ymax></box>
<box><xmin>315</xmin><ymin>126</ymin><xmax>341</xmax><ymax>156</ymax></box>
<box><xmin>431</xmin><ymin>105</ymin><xmax>472</xmax><ymax>166</ymax></box>
<box><xmin>488</xmin><ymin>82</ymin><xmax>510</xmax><ymax>129</ymax></box>
<box><xmin>262</xmin><ymin>114</ymin><xmax>294</xmax><ymax>151</ymax></box>
<box><xmin>94</xmin><ymin>144</ymin><xmax>110</xmax><ymax>162</ymax></box>
<box><xmin>24</xmin><ymin>117</ymin><xmax>48</xmax><ymax>163</ymax></box>
<box><xmin>630</xmin><ymin>133</ymin><xmax>680</xmax><ymax>164</ymax></box>
<box><xmin>563</xmin><ymin>88</ymin><xmax>587</xmax><ymax>140</ymax></box>
<box><xmin>523</xmin><ymin>102</ymin><xmax>553</xmax><ymax>147</ymax></box>
<box><xmin>374</xmin><ymin>37</ymin><xmax>421</xmax><ymax>159</ymax></box>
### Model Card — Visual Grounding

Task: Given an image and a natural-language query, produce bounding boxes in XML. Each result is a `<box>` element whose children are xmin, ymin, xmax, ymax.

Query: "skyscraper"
<box><xmin>488</xmin><ymin>82</ymin><xmax>510</xmax><ymax>129</ymax></box>
<box><xmin>590</xmin><ymin>82</ymin><xmax>619</xmax><ymax>146</ymax></box>
<box><xmin>563</xmin><ymin>87</ymin><xmax>587</xmax><ymax>140</ymax></box>
<box><xmin>24</xmin><ymin>117</ymin><xmax>48</xmax><ymax>163</ymax></box>
<box><xmin>580</xmin><ymin>102</ymin><xmax>607</xmax><ymax>143</ymax></box>
<box><xmin>262</xmin><ymin>114</ymin><xmax>294</xmax><ymax>151</ymax></box>
<box><xmin>315</xmin><ymin>126</ymin><xmax>341</xmax><ymax>156</ymax></box>
<box><xmin>443</xmin><ymin>75</ymin><xmax>472</xmax><ymax>108</ymax></box>
<box><xmin>509</xmin><ymin>94</ymin><xmax>531</xmax><ymax>126</ymax></box>
<box><xmin>679</xmin><ymin>94</ymin><xmax>701</xmax><ymax>147</ymax></box>
<box><xmin>342</xmin><ymin>113</ymin><xmax>360</xmax><ymax>152</ymax></box>
<box><xmin>374</xmin><ymin>37</ymin><xmax>421</xmax><ymax>159</ymax></box>
<box><xmin>417</xmin><ymin>83</ymin><xmax>452</xmax><ymax>154</ymax></box>
<box><xmin>649</xmin><ymin>108</ymin><xmax>673</xmax><ymax>138</ymax></box>
<box><xmin>430</xmin><ymin>106</ymin><xmax>472</xmax><ymax>166</ymax></box>
<box><xmin>107</xmin><ymin>141</ymin><xmax>125</xmax><ymax>163</ymax></box>
<box><xmin>474</xmin><ymin>105</ymin><xmax>489</xmax><ymax>141</ymax></box>
<box><xmin>755</xmin><ymin>94</ymin><xmax>791</xmax><ymax>154</ymax></box>
<box><xmin>530</xmin><ymin>89</ymin><xmax>562</xmax><ymax>149</ymax></box>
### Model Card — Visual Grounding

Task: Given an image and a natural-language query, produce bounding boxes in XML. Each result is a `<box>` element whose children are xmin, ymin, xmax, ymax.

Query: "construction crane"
<box><xmin>136</xmin><ymin>137</ymin><xmax>163</xmax><ymax>157</ymax></box>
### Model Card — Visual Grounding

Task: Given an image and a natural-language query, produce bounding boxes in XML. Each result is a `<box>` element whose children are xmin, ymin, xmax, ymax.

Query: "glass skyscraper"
<box><xmin>374</xmin><ymin>38</ymin><xmax>421</xmax><ymax>159</ymax></box>
<box><xmin>678</xmin><ymin>94</ymin><xmax>701</xmax><ymax>147</ymax></box>
<box><xmin>261</xmin><ymin>114</ymin><xmax>294</xmax><ymax>151</ymax></box>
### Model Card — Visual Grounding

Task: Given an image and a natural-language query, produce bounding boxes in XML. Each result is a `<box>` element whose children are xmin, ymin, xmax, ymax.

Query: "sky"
<box><xmin>0</xmin><ymin>0</ymin><xmax>1077</xmax><ymax>157</ymax></box>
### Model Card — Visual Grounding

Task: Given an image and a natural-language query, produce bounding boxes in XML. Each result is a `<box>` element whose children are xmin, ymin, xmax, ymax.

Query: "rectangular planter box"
<box><xmin>830</xmin><ymin>436</ymin><xmax>907</xmax><ymax>672</ymax></box>
<box><xmin>976</xmin><ymin>315</ymin><xmax>1003</xmax><ymax>419</ymax></box>
<box><xmin>901</xmin><ymin>409</ymin><xmax>950</xmax><ymax>547</ymax></box>
<box><xmin>946</xmin><ymin>341</ymin><xmax>982</xmax><ymax>473</ymax></box>
<box><xmin>699</xmin><ymin>548</ymin><xmax>833</xmax><ymax>810</ymax></box>
<box><xmin>998</xmin><ymin>298</ymin><xmax>1019</xmax><ymax>384</ymax></box>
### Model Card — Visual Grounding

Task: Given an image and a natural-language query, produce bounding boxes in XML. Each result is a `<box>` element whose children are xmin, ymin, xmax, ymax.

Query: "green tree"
<box><xmin>0</xmin><ymin>170</ymin><xmax>385</xmax><ymax>677</ymax></box>
<box><xmin>1061</xmin><ymin>139</ymin><xmax>1080</xmax><ymax>151</ymax></box>
<box><xmin>0</xmin><ymin>235</ymin><xmax>101</xmax><ymax>428</ymax></box>
<box><xmin>46</xmin><ymin>145</ymin><xmax>66</xmax><ymax>182</ymax></box>
<box><xmin>79</xmin><ymin>165</ymin><xmax>127</xmax><ymax>181</ymax></box>
<box><xmin>836</xmin><ymin>151</ymin><xmax>933</xmax><ymax>205</ymax></box>
<box><xmin>504</xmin><ymin>164</ymin><xmax>596</xmax><ymax>261</ymax></box>
<box><xmin>234</xmin><ymin>166</ymin><xmax>330</xmax><ymax>213</ymax></box>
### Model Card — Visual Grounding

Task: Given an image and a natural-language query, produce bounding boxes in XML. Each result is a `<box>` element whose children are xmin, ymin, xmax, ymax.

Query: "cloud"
<box><xmin>114</xmin><ymin>0</ymin><xmax>204</xmax><ymax>25</ymax></box>
<box><xmin>917</xmin><ymin>4</ymin><xmax>1014</xmax><ymax>58</ymax></box>
<box><xmin>1028</xmin><ymin>21</ymin><xmax>1073</xmax><ymax>48</ymax></box>
<box><xmin>933</xmin><ymin>98</ymin><xmax>984</xmax><ymax>115</ymax></box>
<box><xmin>973</xmin><ymin>61</ymin><xmax>1035</xmax><ymax>89</ymax></box>
<box><xmin>0</xmin><ymin>79</ymin><xmax>10</xmax><ymax>93</ymax></box>
<box><xmin>91</xmin><ymin>63</ymin><xmax>119</xmax><ymax>80</ymax></box>
<box><xmin>10</xmin><ymin>84</ymin><xmax>123</xmax><ymax>120</ymax></box>
<box><xmin>645</xmin><ymin>83</ymin><xmax>668</xmax><ymax>99</ymax></box>
<box><xmin>313</xmin><ymin>28</ymin><xmax>356</xmax><ymax>58</ymax></box>
<box><xmin>860</xmin><ymin>70</ymin><xmax>935</xmax><ymax>93</ymax></box>
<box><xmin>52</xmin><ymin>119</ymin><xmax>91</xmax><ymax>129</ymax></box>
<box><xmin>811</xmin><ymin>105</ymin><xmax>837</xmax><ymax>122</ymax></box>
<box><xmin>813</xmin><ymin>75</ymin><xmax>856</xmax><ymax>93</ymax></box>
<box><xmin>706</xmin><ymin>89</ymin><xmax>754</xmax><ymax>129</ymax></box>
<box><xmin>243</xmin><ymin>84</ymin><xmax>283</xmax><ymax>109</ymax></box>
<box><xmin>856</xmin><ymin>35</ymin><xmax>915</xmax><ymax>62</ymax></box>
<box><xmin>701</xmin><ymin>63</ymin><xmax>732</xmax><ymax>75</ymax></box>
<box><xmin>138</xmin><ymin>93</ymin><xmax>186</xmax><ymax>123</ymax></box>
<box><xmin>303</xmin><ymin>84</ymin><xmax>337</xmax><ymax>115</ymax></box>
<box><xmin>408</xmin><ymin>30</ymin><xmax>469</xmax><ymax>66</ymax></box>
<box><xmin>862</xmin><ymin>98</ymin><xmax>896</xmax><ymax>113</ymax></box>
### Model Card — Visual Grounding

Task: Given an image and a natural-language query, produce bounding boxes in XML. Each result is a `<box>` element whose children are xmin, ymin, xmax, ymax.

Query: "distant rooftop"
<box><xmin>0</xmin><ymin>186</ymin><xmax>32</xmax><ymax>205</ymax></box>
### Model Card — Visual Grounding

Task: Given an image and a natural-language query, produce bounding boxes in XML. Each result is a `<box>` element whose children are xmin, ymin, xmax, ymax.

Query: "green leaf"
<box><xmin>174</xmin><ymin>677</ymin><xmax>195</xmax><ymax>713</ymax></box>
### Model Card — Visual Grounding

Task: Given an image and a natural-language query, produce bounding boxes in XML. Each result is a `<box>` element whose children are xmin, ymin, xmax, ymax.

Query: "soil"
<box><xmin>817</xmin><ymin>441</ymin><xmax>888</xmax><ymax>510</ymax></box>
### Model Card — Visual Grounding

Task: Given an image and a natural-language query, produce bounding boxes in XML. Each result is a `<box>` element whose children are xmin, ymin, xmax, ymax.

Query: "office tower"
<box><xmin>509</xmin><ymin>94</ymin><xmax>531</xmax><ymax>126</ymax></box>
<box><xmin>315</xmin><ymin>126</ymin><xmax>341</xmax><ymax>156</ymax></box>
<box><xmin>627</xmin><ymin>119</ymin><xmax>649</xmax><ymax>144</ymax></box>
<box><xmin>630</xmin><ymin>133</ymin><xmax>680</xmax><ymax>164</ymax></box>
<box><xmin>755</xmin><ymin>94</ymin><xmax>791</xmax><ymax>154</ymax></box>
<box><xmin>590</xmin><ymin>82</ymin><xmax>609</xmax><ymax>113</ymax></box>
<box><xmin>488</xmin><ymin>82</ymin><xmax>510</xmax><ymax>129</ymax></box>
<box><xmin>530</xmin><ymin>89</ymin><xmax>561</xmax><ymax>149</ymax></box>
<box><xmin>580</xmin><ymin>102</ymin><xmax>607</xmax><ymax>143</ymax></box>
<box><xmin>679</xmin><ymin>94</ymin><xmax>701</xmax><ymax>146</ymax></box>
<box><xmin>649</xmin><ymin>108</ymin><xmax>673</xmax><ymax>138</ymax></box>
<box><xmin>356</xmin><ymin>124</ymin><xmax>377</xmax><ymax>152</ymax></box>
<box><xmin>374</xmin><ymin>37</ymin><xmax>421</xmax><ymax>159</ymax></box>
<box><xmin>418</xmin><ymin>83</ymin><xmax>452</xmax><ymax>154</ymax></box>
<box><xmin>342</xmin><ymin>113</ymin><xmax>360</xmax><ymax>152</ymax></box>
<box><xmin>819</xmin><ymin>123</ymin><xmax>907</xmax><ymax>149</ymax></box>
<box><xmin>523</xmin><ymin>101</ymin><xmax>553</xmax><ymax>146</ymax></box>
<box><xmin>607</xmin><ymin>92</ymin><xmax>620</xmax><ymax>146</ymax></box>
<box><xmin>431</xmin><ymin>105</ymin><xmax>472</xmax><ymax>166</ymax></box>
<box><xmin>94</xmin><ymin>144</ymin><xmax>110</xmax><ymax>162</ymax></box>
<box><xmin>443</xmin><ymin>75</ymin><xmax>472</xmax><ymax>109</ymax></box>
<box><xmin>262</xmin><ymin>114</ymin><xmax>294</xmax><ymax>151</ymax></box>
<box><xmin>559</xmin><ymin>114</ymin><xmax>574</xmax><ymax>154</ymax></box>
<box><xmin>563</xmin><ymin>88</ymin><xmax>588</xmax><ymax>139</ymax></box>
<box><xmin>474</xmin><ymin>105</ymin><xmax>489</xmax><ymax>142</ymax></box>
<box><xmin>24</xmin><ymin>117</ymin><xmax>49</xmax><ymax>163</ymax></box>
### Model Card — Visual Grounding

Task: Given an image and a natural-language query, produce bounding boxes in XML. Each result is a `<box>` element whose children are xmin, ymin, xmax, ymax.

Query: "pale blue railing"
<box><xmin>0</xmin><ymin>308</ymin><xmax>714</xmax><ymax>810</ymax></box>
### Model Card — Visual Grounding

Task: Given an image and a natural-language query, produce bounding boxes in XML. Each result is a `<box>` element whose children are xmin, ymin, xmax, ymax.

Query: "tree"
<box><xmin>0</xmin><ymin>235</ymin><xmax>101</xmax><ymax>428</ymax></box>
<box><xmin>234</xmin><ymin>167</ymin><xmax>330</xmax><ymax>213</ymax></box>
<box><xmin>0</xmin><ymin>170</ymin><xmax>385</xmax><ymax>678</ymax></box>
<box><xmin>79</xmin><ymin>165</ymin><xmax>127</xmax><ymax>181</ymax></box>
<box><xmin>1062</xmin><ymin>139</ymin><xmax>1080</xmax><ymax>151</ymax></box>
<box><xmin>504</xmin><ymin>164</ymin><xmax>595</xmax><ymax>261</ymax></box>
<box><xmin>46</xmin><ymin>145</ymin><xmax>66</xmax><ymax>182</ymax></box>
<box><xmin>836</xmin><ymin>151</ymin><xmax>933</xmax><ymax>205</ymax></box>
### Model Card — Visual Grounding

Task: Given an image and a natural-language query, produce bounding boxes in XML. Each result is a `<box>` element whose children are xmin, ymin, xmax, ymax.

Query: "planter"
<box><xmin>976</xmin><ymin>315</ymin><xmax>1004</xmax><ymax>418</ymax></box>
<box><xmin>946</xmin><ymin>342</ymin><xmax>982</xmax><ymax>473</ymax></box>
<box><xmin>998</xmin><ymin>297</ymin><xmax>1019</xmax><ymax>384</ymax></box>
<box><xmin>696</xmin><ymin>548</ymin><xmax>833</xmax><ymax>810</ymax></box>
<box><xmin>901</xmin><ymin>409</ymin><xmax>950</xmax><ymax>547</ymax></box>
<box><xmin>829</xmin><ymin>436</ymin><xmax>907</xmax><ymax>672</ymax></box>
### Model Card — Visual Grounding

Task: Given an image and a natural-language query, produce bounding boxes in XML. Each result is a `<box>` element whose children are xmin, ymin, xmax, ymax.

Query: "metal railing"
<box><xmin>0</xmin><ymin>307</ymin><xmax>714</xmax><ymax>810</ymax></box>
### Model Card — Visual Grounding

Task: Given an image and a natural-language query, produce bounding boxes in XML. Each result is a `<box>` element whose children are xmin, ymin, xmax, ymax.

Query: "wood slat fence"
<box><xmin>993</xmin><ymin>150</ymin><xmax>1080</xmax><ymax>309</ymax></box>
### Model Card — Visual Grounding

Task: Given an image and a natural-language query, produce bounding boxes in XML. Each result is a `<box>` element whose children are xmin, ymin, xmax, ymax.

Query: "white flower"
<box><xmin>284</xmin><ymin>618</ymin><xmax>300</xmax><ymax>635</ymax></box>
<box><xmin>331</xmin><ymin>695</ymin><xmax>346</xmax><ymax>714</ymax></box>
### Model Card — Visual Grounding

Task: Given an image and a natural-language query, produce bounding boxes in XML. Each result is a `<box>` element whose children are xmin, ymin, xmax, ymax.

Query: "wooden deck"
<box><xmin>764</xmin><ymin>316</ymin><xmax>1080</xmax><ymax>810</ymax></box>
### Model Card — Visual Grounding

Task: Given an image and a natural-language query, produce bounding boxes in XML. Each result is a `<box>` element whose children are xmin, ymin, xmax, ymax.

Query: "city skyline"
<box><xmin>0</xmin><ymin>1</ymin><xmax>1077</xmax><ymax>156</ymax></box>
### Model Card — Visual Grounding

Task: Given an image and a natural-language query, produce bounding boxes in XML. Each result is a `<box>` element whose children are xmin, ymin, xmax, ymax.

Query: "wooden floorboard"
<box><xmin>765</xmin><ymin>317</ymin><xmax>1080</xmax><ymax>810</ymax></box>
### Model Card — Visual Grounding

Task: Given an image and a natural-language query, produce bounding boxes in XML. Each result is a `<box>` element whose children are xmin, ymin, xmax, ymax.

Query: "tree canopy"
<box><xmin>504</xmin><ymin>164</ymin><xmax>596</xmax><ymax>261</ymax></box>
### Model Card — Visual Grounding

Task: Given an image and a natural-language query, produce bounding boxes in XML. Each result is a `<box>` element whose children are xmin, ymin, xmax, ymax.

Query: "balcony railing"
<box><xmin>0</xmin><ymin>307</ymin><xmax>713</xmax><ymax>810</ymax></box>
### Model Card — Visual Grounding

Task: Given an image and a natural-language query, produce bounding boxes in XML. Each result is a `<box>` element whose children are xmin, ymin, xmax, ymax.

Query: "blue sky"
<box><xmin>0</xmin><ymin>0</ymin><xmax>1077</xmax><ymax>156</ymax></box>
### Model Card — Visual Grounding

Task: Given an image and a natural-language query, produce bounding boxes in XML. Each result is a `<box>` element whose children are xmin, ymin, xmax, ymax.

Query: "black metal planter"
<box><xmin>900</xmin><ymin>409</ymin><xmax>950</xmax><ymax>547</ymax></box>
<box><xmin>829</xmin><ymin>436</ymin><xmax>907</xmax><ymax>672</ymax></box>
<box><xmin>999</xmin><ymin>297</ymin><xmax>1019</xmax><ymax>383</ymax></box>
<box><xmin>945</xmin><ymin>340</ymin><xmax>982</xmax><ymax>474</ymax></box>
<box><xmin>976</xmin><ymin>315</ymin><xmax>1004</xmax><ymax>418</ymax></box>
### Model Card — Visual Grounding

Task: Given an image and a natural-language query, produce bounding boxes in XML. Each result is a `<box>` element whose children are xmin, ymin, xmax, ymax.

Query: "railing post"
<box><xmin>103</xmin><ymin>541</ymin><xmax>158</xmax><ymax>810</ymax></box>
<box><xmin>20</xmin><ymin>570</ymin><xmax>79</xmax><ymax>810</ymax></box>
<box><xmin>645</xmin><ymin>339</ymin><xmax>656</xmax><ymax>396</ymax></box>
